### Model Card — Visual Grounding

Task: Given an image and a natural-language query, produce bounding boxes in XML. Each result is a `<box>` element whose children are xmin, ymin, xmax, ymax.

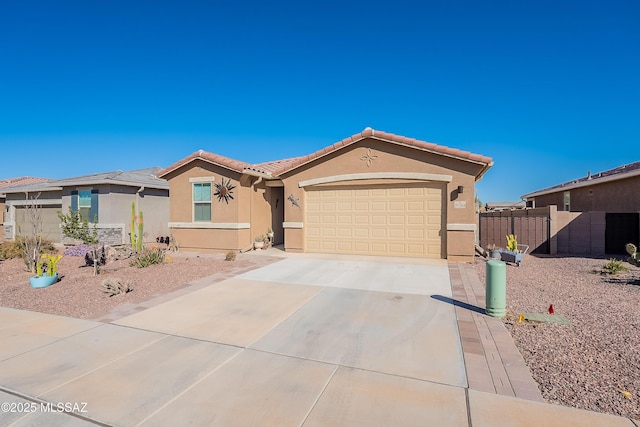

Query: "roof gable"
<box><xmin>157</xmin><ymin>128</ymin><xmax>493</xmax><ymax>180</ymax></box>
<box><xmin>272</xmin><ymin>128</ymin><xmax>493</xmax><ymax>176</ymax></box>
<box><xmin>157</xmin><ymin>150</ymin><xmax>251</xmax><ymax>178</ymax></box>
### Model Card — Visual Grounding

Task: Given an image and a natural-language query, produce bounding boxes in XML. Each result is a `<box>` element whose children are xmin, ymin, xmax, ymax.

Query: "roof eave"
<box><xmin>276</xmin><ymin>133</ymin><xmax>493</xmax><ymax>176</ymax></box>
<box><xmin>522</xmin><ymin>167</ymin><xmax>640</xmax><ymax>199</ymax></box>
<box><xmin>158</xmin><ymin>154</ymin><xmax>244</xmax><ymax>178</ymax></box>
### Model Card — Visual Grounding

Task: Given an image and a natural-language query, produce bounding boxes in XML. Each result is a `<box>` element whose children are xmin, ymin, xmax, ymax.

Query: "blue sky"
<box><xmin>1</xmin><ymin>0</ymin><xmax>638</xmax><ymax>203</ymax></box>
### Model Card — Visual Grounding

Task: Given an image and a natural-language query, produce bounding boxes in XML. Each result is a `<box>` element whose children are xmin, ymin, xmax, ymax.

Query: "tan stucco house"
<box><xmin>159</xmin><ymin>128</ymin><xmax>492</xmax><ymax>262</ymax></box>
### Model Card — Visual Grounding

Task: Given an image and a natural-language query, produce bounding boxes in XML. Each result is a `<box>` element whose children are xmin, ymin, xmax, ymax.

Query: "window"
<box><xmin>563</xmin><ymin>191</ymin><xmax>570</xmax><ymax>211</ymax></box>
<box><xmin>193</xmin><ymin>183</ymin><xmax>212</xmax><ymax>221</ymax></box>
<box><xmin>71</xmin><ymin>189</ymin><xmax>98</xmax><ymax>222</ymax></box>
<box><xmin>79</xmin><ymin>190</ymin><xmax>92</xmax><ymax>221</ymax></box>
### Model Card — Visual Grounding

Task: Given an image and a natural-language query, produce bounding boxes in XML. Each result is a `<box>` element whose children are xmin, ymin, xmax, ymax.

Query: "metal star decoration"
<box><xmin>214</xmin><ymin>178</ymin><xmax>235</xmax><ymax>204</ymax></box>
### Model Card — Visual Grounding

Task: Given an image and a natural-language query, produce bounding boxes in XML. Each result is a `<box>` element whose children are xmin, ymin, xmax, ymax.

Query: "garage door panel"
<box><xmin>407</xmin><ymin>216</ymin><xmax>425</xmax><ymax>225</ymax></box>
<box><xmin>408</xmin><ymin>201</ymin><xmax>425</xmax><ymax>211</ymax></box>
<box><xmin>337</xmin><ymin>241</ymin><xmax>353</xmax><ymax>251</ymax></box>
<box><xmin>354</xmin><ymin>216</ymin><xmax>369</xmax><ymax>225</ymax></box>
<box><xmin>337</xmin><ymin>228</ymin><xmax>352</xmax><ymax>238</ymax></box>
<box><xmin>321</xmin><ymin>202</ymin><xmax>337</xmax><ymax>212</ymax></box>
<box><xmin>321</xmin><ymin>215</ymin><xmax>337</xmax><ymax>225</ymax></box>
<box><xmin>16</xmin><ymin>205</ymin><xmax>62</xmax><ymax>242</ymax></box>
<box><xmin>371</xmin><ymin>228</ymin><xmax>387</xmax><ymax>238</ymax></box>
<box><xmin>389</xmin><ymin>201</ymin><xmax>405</xmax><ymax>211</ymax></box>
<box><xmin>353</xmin><ymin>229</ymin><xmax>369</xmax><ymax>238</ymax></box>
<box><xmin>371</xmin><ymin>201</ymin><xmax>386</xmax><ymax>211</ymax></box>
<box><xmin>407</xmin><ymin>229</ymin><xmax>425</xmax><ymax>239</ymax></box>
<box><xmin>306</xmin><ymin>184</ymin><xmax>443</xmax><ymax>258</ymax></box>
<box><xmin>337</xmin><ymin>215</ymin><xmax>352</xmax><ymax>225</ymax></box>
<box><xmin>389</xmin><ymin>229</ymin><xmax>405</xmax><ymax>239</ymax></box>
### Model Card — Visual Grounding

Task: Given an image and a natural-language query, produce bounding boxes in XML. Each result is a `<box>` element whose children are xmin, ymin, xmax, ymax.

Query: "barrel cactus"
<box><xmin>626</xmin><ymin>243</ymin><xmax>640</xmax><ymax>267</ymax></box>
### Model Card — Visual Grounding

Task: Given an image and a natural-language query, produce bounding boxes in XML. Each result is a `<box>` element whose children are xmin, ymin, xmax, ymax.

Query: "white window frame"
<box><xmin>192</xmin><ymin>181</ymin><xmax>213</xmax><ymax>222</ymax></box>
<box><xmin>78</xmin><ymin>189</ymin><xmax>93</xmax><ymax>222</ymax></box>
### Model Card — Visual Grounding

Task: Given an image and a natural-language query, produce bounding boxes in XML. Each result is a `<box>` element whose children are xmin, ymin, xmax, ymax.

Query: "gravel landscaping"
<box><xmin>0</xmin><ymin>248</ymin><xmax>279</xmax><ymax>320</ymax></box>
<box><xmin>475</xmin><ymin>254</ymin><xmax>640</xmax><ymax>420</ymax></box>
<box><xmin>2</xmin><ymin>243</ymin><xmax>638</xmax><ymax>420</ymax></box>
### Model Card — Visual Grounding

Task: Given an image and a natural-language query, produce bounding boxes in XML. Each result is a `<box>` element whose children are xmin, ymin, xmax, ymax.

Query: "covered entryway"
<box><xmin>305</xmin><ymin>183</ymin><xmax>444</xmax><ymax>258</ymax></box>
<box><xmin>15</xmin><ymin>205</ymin><xmax>62</xmax><ymax>242</ymax></box>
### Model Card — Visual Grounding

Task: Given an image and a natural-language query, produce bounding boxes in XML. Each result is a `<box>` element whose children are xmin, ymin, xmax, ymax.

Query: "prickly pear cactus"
<box><xmin>506</xmin><ymin>234</ymin><xmax>518</xmax><ymax>252</ymax></box>
<box><xmin>626</xmin><ymin>243</ymin><xmax>640</xmax><ymax>266</ymax></box>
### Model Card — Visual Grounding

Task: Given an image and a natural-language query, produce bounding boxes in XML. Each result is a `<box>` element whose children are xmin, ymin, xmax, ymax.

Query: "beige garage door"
<box><xmin>16</xmin><ymin>205</ymin><xmax>62</xmax><ymax>242</ymax></box>
<box><xmin>305</xmin><ymin>183</ymin><xmax>444</xmax><ymax>258</ymax></box>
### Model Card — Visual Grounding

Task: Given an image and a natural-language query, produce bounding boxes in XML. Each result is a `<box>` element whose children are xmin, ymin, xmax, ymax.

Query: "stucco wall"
<box><xmin>163</xmin><ymin>160</ymin><xmax>273</xmax><ymax>252</ymax></box>
<box><xmin>531</xmin><ymin>175</ymin><xmax>640</xmax><ymax>212</ymax></box>
<box><xmin>279</xmin><ymin>138</ymin><xmax>485</xmax><ymax>260</ymax></box>
<box><xmin>60</xmin><ymin>185</ymin><xmax>169</xmax><ymax>244</ymax></box>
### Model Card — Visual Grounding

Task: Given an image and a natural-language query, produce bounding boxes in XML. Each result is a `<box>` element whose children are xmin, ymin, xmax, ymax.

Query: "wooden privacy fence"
<box><xmin>479</xmin><ymin>208</ymin><xmax>550</xmax><ymax>254</ymax></box>
<box><xmin>479</xmin><ymin>206</ymin><xmax>613</xmax><ymax>256</ymax></box>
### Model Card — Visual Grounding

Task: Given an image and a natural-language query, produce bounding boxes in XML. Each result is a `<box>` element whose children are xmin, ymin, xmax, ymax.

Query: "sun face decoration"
<box><xmin>214</xmin><ymin>178</ymin><xmax>235</xmax><ymax>204</ymax></box>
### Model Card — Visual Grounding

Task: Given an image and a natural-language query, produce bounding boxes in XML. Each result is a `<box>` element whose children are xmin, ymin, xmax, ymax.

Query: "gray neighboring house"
<box><xmin>3</xmin><ymin>167</ymin><xmax>169</xmax><ymax>245</ymax></box>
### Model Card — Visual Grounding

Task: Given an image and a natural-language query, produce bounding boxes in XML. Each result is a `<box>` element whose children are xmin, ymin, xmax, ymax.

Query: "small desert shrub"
<box><xmin>129</xmin><ymin>247</ymin><xmax>165</xmax><ymax>268</ymax></box>
<box><xmin>0</xmin><ymin>240</ymin><xmax>23</xmax><ymax>260</ymax></box>
<box><xmin>101</xmin><ymin>278</ymin><xmax>131</xmax><ymax>296</ymax></box>
<box><xmin>0</xmin><ymin>237</ymin><xmax>56</xmax><ymax>261</ymax></box>
<box><xmin>225</xmin><ymin>251</ymin><xmax>237</xmax><ymax>261</ymax></box>
<box><xmin>602</xmin><ymin>258</ymin><xmax>629</xmax><ymax>275</ymax></box>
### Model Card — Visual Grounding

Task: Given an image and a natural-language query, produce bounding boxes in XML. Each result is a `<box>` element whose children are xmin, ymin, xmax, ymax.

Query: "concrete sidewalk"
<box><xmin>0</xmin><ymin>254</ymin><xmax>636</xmax><ymax>426</ymax></box>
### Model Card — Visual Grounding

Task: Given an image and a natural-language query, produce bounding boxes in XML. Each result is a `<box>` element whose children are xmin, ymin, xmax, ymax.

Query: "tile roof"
<box><xmin>0</xmin><ymin>177</ymin><xmax>50</xmax><ymax>190</ymax></box>
<box><xmin>53</xmin><ymin>167</ymin><xmax>168</xmax><ymax>189</ymax></box>
<box><xmin>2</xmin><ymin>168</ymin><xmax>168</xmax><ymax>193</ymax></box>
<box><xmin>522</xmin><ymin>160</ymin><xmax>640</xmax><ymax>199</ymax></box>
<box><xmin>157</xmin><ymin>150</ymin><xmax>251</xmax><ymax>178</ymax></box>
<box><xmin>271</xmin><ymin>128</ymin><xmax>493</xmax><ymax>175</ymax></box>
<box><xmin>157</xmin><ymin>128</ymin><xmax>493</xmax><ymax>180</ymax></box>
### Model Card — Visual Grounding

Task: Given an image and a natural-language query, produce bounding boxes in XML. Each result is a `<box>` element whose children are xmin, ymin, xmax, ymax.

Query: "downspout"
<box><xmin>136</xmin><ymin>186</ymin><xmax>145</xmax><ymax>212</ymax></box>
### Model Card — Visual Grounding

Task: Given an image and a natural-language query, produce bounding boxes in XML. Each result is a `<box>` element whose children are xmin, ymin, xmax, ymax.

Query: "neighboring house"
<box><xmin>522</xmin><ymin>161</ymin><xmax>640</xmax><ymax>212</ymax></box>
<box><xmin>521</xmin><ymin>160</ymin><xmax>640</xmax><ymax>253</ymax></box>
<box><xmin>0</xmin><ymin>177</ymin><xmax>50</xmax><ymax>241</ymax></box>
<box><xmin>158</xmin><ymin>128</ymin><xmax>493</xmax><ymax>262</ymax></box>
<box><xmin>3</xmin><ymin>168</ymin><xmax>169</xmax><ymax>244</ymax></box>
<box><xmin>484</xmin><ymin>201</ymin><xmax>526</xmax><ymax>211</ymax></box>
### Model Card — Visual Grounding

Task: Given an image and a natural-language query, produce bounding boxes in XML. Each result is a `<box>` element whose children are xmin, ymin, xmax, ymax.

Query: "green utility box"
<box><xmin>485</xmin><ymin>260</ymin><xmax>506</xmax><ymax>317</ymax></box>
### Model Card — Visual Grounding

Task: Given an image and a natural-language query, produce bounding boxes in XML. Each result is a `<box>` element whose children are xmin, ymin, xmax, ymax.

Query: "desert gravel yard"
<box><xmin>475</xmin><ymin>254</ymin><xmax>640</xmax><ymax>420</ymax></box>
<box><xmin>0</xmin><ymin>250</ymin><xmax>279</xmax><ymax>320</ymax></box>
<box><xmin>2</xmin><ymin>246</ymin><xmax>639</xmax><ymax>421</ymax></box>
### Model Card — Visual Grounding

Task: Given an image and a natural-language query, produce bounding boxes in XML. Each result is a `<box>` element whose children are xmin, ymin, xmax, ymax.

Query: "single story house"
<box><xmin>3</xmin><ymin>167</ymin><xmax>170</xmax><ymax>245</ymax></box>
<box><xmin>158</xmin><ymin>128</ymin><xmax>493</xmax><ymax>262</ymax></box>
<box><xmin>0</xmin><ymin>177</ymin><xmax>50</xmax><ymax>241</ymax></box>
<box><xmin>521</xmin><ymin>160</ymin><xmax>640</xmax><ymax>253</ymax></box>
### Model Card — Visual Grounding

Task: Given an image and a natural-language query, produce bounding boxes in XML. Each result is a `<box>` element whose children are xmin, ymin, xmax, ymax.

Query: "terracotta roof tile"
<box><xmin>157</xmin><ymin>128</ymin><xmax>493</xmax><ymax>180</ymax></box>
<box><xmin>272</xmin><ymin>128</ymin><xmax>492</xmax><ymax>175</ymax></box>
<box><xmin>157</xmin><ymin>150</ymin><xmax>250</xmax><ymax>177</ymax></box>
<box><xmin>0</xmin><ymin>177</ymin><xmax>50</xmax><ymax>189</ymax></box>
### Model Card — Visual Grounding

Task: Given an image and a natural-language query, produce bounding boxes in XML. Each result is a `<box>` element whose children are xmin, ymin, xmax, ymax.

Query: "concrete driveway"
<box><xmin>0</xmin><ymin>254</ymin><xmax>635</xmax><ymax>426</ymax></box>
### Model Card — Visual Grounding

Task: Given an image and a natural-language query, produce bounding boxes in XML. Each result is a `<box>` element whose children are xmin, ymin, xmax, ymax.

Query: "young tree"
<box><xmin>20</xmin><ymin>193</ymin><xmax>43</xmax><ymax>273</ymax></box>
<box><xmin>58</xmin><ymin>206</ymin><xmax>98</xmax><ymax>244</ymax></box>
